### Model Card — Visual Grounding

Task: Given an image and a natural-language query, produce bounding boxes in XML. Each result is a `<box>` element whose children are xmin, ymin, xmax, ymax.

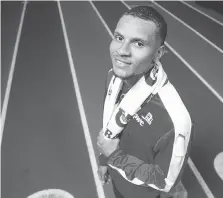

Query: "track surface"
<box><xmin>1</xmin><ymin>1</ymin><xmax>223</xmax><ymax>198</ymax></box>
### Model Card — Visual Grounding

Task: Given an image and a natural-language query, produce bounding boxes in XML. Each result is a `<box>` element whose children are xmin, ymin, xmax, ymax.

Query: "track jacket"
<box><xmin>99</xmin><ymin>69</ymin><xmax>194</xmax><ymax>197</ymax></box>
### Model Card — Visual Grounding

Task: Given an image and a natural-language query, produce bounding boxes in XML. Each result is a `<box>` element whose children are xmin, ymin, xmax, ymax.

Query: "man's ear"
<box><xmin>155</xmin><ymin>45</ymin><xmax>166</xmax><ymax>60</ymax></box>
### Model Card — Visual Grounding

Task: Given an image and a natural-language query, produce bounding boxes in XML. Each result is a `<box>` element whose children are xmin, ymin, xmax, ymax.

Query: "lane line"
<box><xmin>164</xmin><ymin>42</ymin><xmax>223</xmax><ymax>104</ymax></box>
<box><xmin>151</xmin><ymin>0</ymin><xmax>223</xmax><ymax>54</ymax></box>
<box><xmin>96</xmin><ymin>1</ymin><xmax>216</xmax><ymax>198</ymax></box>
<box><xmin>179</xmin><ymin>1</ymin><xmax>223</xmax><ymax>27</ymax></box>
<box><xmin>89</xmin><ymin>1</ymin><xmax>114</xmax><ymax>39</ymax></box>
<box><xmin>121</xmin><ymin>1</ymin><xmax>216</xmax><ymax>197</ymax></box>
<box><xmin>57</xmin><ymin>2</ymin><xmax>105</xmax><ymax>198</ymax></box>
<box><xmin>188</xmin><ymin>158</ymin><xmax>215</xmax><ymax>198</ymax></box>
<box><xmin>1</xmin><ymin>1</ymin><xmax>28</xmax><ymax>147</ymax></box>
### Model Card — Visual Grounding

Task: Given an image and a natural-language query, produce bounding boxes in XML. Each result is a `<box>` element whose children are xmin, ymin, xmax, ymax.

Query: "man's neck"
<box><xmin>124</xmin><ymin>67</ymin><xmax>152</xmax><ymax>89</ymax></box>
<box><xmin>124</xmin><ymin>73</ymin><xmax>143</xmax><ymax>89</ymax></box>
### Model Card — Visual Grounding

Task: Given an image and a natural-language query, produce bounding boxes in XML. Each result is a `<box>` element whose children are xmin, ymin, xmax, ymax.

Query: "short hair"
<box><xmin>122</xmin><ymin>6</ymin><xmax>167</xmax><ymax>46</ymax></box>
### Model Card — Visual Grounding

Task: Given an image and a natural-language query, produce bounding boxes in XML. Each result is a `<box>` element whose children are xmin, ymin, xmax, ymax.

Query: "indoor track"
<box><xmin>1</xmin><ymin>1</ymin><xmax>223</xmax><ymax>198</ymax></box>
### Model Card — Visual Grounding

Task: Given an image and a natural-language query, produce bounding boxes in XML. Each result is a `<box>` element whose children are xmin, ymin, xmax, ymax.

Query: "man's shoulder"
<box><xmin>158</xmin><ymin>82</ymin><xmax>188</xmax><ymax>111</ymax></box>
<box><xmin>157</xmin><ymin>81</ymin><xmax>192</xmax><ymax>123</ymax></box>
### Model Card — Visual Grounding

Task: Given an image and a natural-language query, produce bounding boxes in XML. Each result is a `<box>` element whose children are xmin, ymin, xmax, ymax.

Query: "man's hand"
<box><xmin>98</xmin><ymin>165</ymin><xmax>110</xmax><ymax>185</ymax></box>
<box><xmin>97</xmin><ymin>129</ymin><xmax>120</xmax><ymax>157</ymax></box>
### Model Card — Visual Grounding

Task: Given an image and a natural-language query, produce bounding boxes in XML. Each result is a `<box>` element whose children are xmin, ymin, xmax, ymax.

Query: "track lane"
<box><xmin>2</xmin><ymin>2</ymin><xmax>97</xmax><ymax>198</ymax></box>
<box><xmin>179</xmin><ymin>1</ymin><xmax>223</xmax><ymax>27</ymax></box>
<box><xmin>1</xmin><ymin>1</ymin><xmax>24</xmax><ymax>109</ymax></box>
<box><xmin>186</xmin><ymin>1</ymin><xmax>223</xmax><ymax>23</ymax></box>
<box><xmin>60</xmin><ymin>2</ymin><xmax>118</xmax><ymax>198</ymax></box>
<box><xmin>156</xmin><ymin>1</ymin><xmax>223</xmax><ymax>50</ymax></box>
<box><xmin>93</xmin><ymin>1</ymin><xmax>223</xmax><ymax>197</ymax></box>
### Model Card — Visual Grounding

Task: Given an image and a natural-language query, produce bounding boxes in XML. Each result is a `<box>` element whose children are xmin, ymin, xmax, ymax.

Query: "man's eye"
<box><xmin>135</xmin><ymin>42</ymin><xmax>144</xmax><ymax>47</ymax></box>
<box><xmin>115</xmin><ymin>35</ymin><xmax>123</xmax><ymax>42</ymax></box>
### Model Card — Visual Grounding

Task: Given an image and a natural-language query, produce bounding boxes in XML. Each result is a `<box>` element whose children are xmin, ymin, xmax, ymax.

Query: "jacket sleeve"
<box><xmin>107</xmin><ymin>124</ymin><xmax>193</xmax><ymax>192</ymax></box>
<box><xmin>107</xmin><ymin>148</ymin><xmax>167</xmax><ymax>189</ymax></box>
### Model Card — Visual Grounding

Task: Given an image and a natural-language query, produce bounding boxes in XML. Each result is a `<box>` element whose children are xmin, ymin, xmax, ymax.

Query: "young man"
<box><xmin>97</xmin><ymin>6</ymin><xmax>193</xmax><ymax>198</ymax></box>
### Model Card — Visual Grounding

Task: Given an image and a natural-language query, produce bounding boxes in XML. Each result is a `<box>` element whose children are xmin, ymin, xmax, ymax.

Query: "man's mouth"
<box><xmin>115</xmin><ymin>58</ymin><xmax>131</xmax><ymax>67</ymax></box>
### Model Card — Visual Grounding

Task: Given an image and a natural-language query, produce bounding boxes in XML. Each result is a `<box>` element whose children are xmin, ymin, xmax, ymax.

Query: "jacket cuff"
<box><xmin>99</xmin><ymin>154</ymin><xmax>109</xmax><ymax>166</ymax></box>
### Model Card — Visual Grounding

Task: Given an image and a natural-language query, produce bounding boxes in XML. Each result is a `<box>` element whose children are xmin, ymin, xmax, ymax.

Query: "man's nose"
<box><xmin>117</xmin><ymin>43</ymin><xmax>131</xmax><ymax>57</ymax></box>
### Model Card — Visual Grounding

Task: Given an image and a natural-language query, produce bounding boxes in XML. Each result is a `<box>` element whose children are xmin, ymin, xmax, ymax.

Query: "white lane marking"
<box><xmin>27</xmin><ymin>189</ymin><xmax>74</xmax><ymax>198</ymax></box>
<box><xmin>89</xmin><ymin>0</ymin><xmax>114</xmax><ymax>39</ymax></box>
<box><xmin>214</xmin><ymin>152</ymin><xmax>223</xmax><ymax>181</ymax></box>
<box><xmin>180</xmin><ymin>1</ymin><xmax>223</xmax><ymax>27</ymax></box>
<box><xmin>1</xmin><ymin>1</ymin><xmax>28</xmax><ymax>147</ymax></box>
<box><xmin>188</xmin><ymin>158</ymin><xmax>215</xmax><ymax>198</ymax></box>
<box><xmin>57</xmin><ymin>2</ymin><xmax>105</xmax><ymax>198</ymax></box>
<box><xmin>151</xmin><ymin>0</ymin><xmax>223</xmax><ymax>54</ymax></box>
<box><xmin>165</xmin><ymin>42</ymin><xmax>223</xmax><ymax>104</ymax></box>
<box><xmin>122</xmin><ymin>1</ymin><xmax>216</xmax><ymax>198</ymax></box>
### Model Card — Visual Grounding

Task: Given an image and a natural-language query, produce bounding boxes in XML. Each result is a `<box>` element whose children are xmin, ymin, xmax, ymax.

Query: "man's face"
<box><xmin>110</xmin><ymin>15</ymin><xmax>160</xmax><ymax>79</ymax></box>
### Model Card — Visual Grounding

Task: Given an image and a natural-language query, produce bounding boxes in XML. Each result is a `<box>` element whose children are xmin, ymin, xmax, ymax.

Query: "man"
<box><xmin>97</xmin><ymin>6</ymin><xmax>193</xmax><ymax>198</ymax></box>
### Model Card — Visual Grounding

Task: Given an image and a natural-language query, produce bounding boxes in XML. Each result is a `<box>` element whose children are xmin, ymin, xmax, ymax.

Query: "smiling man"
<box><xmin>111</xmin><ymin>13</ymin><xmax>163</xmax><ymax>80</ymax></box>
<box><xmin>97</xmin><ymin>6</ymin><xmax>194</xmax><ymax>198</ymax></box>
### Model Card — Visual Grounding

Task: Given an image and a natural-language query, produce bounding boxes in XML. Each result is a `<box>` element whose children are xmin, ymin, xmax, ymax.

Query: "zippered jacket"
<box><xmin>99</xmin><ymin>69</ymin><xmax>194</xmax><ymax>195</ymax></box>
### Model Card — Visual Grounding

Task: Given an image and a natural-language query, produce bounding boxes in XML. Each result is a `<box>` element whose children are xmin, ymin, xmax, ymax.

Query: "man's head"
<box><xmin>110</xmin><ymin>6</ymin><xmax>167</xmax><ymax>79</ymax></box>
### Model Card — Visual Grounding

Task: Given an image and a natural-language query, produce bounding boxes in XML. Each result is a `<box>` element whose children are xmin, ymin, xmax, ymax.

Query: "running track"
<box><xmin>1</xmin><ymin>1</ymin><xmax>223</xmax><ymax>198</ymax></box>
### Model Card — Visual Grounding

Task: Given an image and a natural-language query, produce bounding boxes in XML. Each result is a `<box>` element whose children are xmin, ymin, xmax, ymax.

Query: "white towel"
<box><xmin>103</xmin><ymin>61</ymin><xmax>167</xmax><ymax>139</ymax></box>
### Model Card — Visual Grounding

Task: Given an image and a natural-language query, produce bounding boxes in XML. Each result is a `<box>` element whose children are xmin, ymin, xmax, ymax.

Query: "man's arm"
<box><xmin>107</xmin><ymin>148</ymin><xmax>167</xmax><ymax>189</ymax></box>
<box><xmin>106</xmin><ymin>125</ymin><xmax>193</xmax><ymax>192</ymax></box>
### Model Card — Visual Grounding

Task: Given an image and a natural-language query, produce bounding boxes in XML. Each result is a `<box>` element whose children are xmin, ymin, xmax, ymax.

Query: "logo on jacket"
<box><xmin>115</xmin><ymin>108</ymin><xmax>131</xmax><ymax>127</ymax></box>
<box><xmin>142</xmin><ymin>112</ymin><xmax>153</xmax><ymax>125</ymax></box>
<box><xmin>133</xmin><ymin>112</ymin><xmax>153</xmax><ymax>126</ymax></box>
